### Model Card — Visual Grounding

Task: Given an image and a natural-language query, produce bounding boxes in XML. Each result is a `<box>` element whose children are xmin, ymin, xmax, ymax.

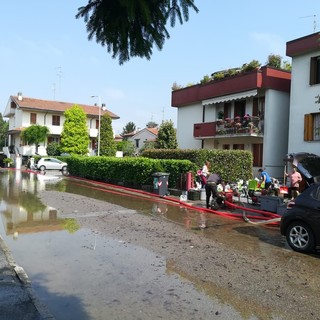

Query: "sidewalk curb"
<box><xmin>0</xmin><ymin>235</ymin><xmax>55</xmax><ymax>319</ymax></box>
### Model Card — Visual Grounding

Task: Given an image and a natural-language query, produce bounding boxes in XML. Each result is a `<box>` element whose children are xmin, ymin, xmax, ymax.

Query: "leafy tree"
<box><xmin>60</xmin><ymin>105</ymin><xmax>90</xmax><ymax>155</ymax></box>
<box><xmin>100</xmin><ymin>113</ymin><xmax>116</xmax><ymax>156</ymax></box>
<box><xmin>21</xmin><ymin>124</ymin><xmax>50</xmax><ymax>154</ymax></box>
<box><xmin>122</xmin><ymin>121</ymin><xmax>136</xmax><ymax>135</ymax></box>
<box><xmin>46</xmin><ymin>142</ymin><xmax>61</xmax><ymax>156</ymax></box>
<box><xmin>116</xmin><ymin>140</ymin><xmax>135</xmax><ymax>157</ymax></box>
<box><xmin>76</xmin><ymin>0</ymin><xmax>199</xmax><ymax>64</ymax></box>
<box><xmin>140</xmin><ymin>140</ymin><xmax>156</xmax><ymax>153</ymax></box>
<box><xmin>156</xmin><ymin>120</ymin><xmax>178</xmax><ymax>149</ymax></box>
<box><xmin>146</xmin><ymin>121</ymin><xmax>158</xmax><ymax>128</ymax></box>
<box><xmin>0</xmin><ymin>113</ymin><xmax>8</xmax><ymax>148</ymax></box>
<box><xmin>241</xmin><ymin>60</ymin><xmax>261</xmax><ymax>72</ymax></box>
<box><xmin>282</xmin><ymin>60</ymin><xmax>292</xmax><ymax>71</ymax></box>
<box><xmin>266</xmin><ymin>54</ymin><xmax>282</xmax><ymax>69</ymax></box>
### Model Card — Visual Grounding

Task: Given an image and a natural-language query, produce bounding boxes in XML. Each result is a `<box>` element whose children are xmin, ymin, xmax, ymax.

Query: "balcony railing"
<box><xmin>194</xmin><ymin>116</ymin><xmax>263</xmax><ymax>138</ymax></box>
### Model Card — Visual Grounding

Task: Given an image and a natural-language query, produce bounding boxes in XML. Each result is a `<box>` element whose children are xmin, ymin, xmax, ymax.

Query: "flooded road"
<box><xmin>0</xmin><ymin>170</ymin><xmax>319</xmax><ymax>320</ymax></box>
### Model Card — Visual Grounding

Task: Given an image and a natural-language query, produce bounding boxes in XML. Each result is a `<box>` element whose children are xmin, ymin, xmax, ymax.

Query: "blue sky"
<box><xmin>1</xmin><ymin>1</ymin><xmax>319</xmax><ymax>134</ymax></box>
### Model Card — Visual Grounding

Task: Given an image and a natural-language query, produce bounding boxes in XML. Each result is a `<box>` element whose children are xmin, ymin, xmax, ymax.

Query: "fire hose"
<box><xmin>64</xmin><ymin>175</ymin><xmax>281</xmax><ymax>226</ymax></box>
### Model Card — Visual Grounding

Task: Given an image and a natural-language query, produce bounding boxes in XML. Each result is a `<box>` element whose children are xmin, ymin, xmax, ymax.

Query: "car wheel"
<box><xmin>286</xmin><ymin>221</ymin><xmax>315</xmax><ymax>253</ymax></box>
<box><xmin>61</xmin><ymin>166</ymin><xmax>69</xmax><ymax>176</ymax></box>
<box><xmin>39</xmin><ymin>165</ymin><xmax>46</xmax><ymax>171</ymax></box>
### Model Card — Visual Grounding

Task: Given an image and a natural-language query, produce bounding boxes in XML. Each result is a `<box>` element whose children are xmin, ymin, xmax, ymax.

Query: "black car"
<box><xmin>280</xmin><ymin>183</ymin><xmax>320</xmax><ymax>253</ymax></box>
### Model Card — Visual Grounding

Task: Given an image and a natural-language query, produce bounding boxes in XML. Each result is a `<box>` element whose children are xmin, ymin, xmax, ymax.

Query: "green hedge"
<box><xmin>66</xmin><ymin>156</ymin><xmax>197</xmax><ymax>189</ymax></box>
<box><xmin>141</xmin><ymin>149</ymin><xmax>253</xmax><ymax>182</ymax></box>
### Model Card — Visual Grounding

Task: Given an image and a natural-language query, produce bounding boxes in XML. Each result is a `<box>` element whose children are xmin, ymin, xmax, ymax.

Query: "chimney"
<box><xmin>17</xmin><ymin>92</ymin><xmax>23</xmax><ymax>101</ymax></box>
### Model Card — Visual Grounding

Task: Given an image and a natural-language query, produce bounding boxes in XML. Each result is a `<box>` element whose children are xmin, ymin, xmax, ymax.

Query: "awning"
<box><xmin>202</xmin><ymin>89</ymin><xmax>258</xmax><ymax>105</ymax></box>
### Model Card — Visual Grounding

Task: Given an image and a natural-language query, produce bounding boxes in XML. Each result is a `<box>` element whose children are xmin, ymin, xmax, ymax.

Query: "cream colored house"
<box><xmin>3</xmin><ymin>93</ymin><xmax>119</xmax><ymax>157</ymax></box>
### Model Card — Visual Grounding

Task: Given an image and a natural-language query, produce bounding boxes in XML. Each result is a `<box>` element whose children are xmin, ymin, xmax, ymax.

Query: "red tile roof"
<box><xmin>146</xmin><ymin>127</ymin><xmax>158</xmax><ymax>135</ymax></box>
<box><xmin>10</xmin><ymin>95</ymin><xmax>120</xmax><ymax>119</ymax></box>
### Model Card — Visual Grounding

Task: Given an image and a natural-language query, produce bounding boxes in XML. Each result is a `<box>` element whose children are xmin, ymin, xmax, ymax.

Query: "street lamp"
<box><xmin>91</xmin><ymin>95</ymin><xmax>102</xmax><ymax>156</ymax></box>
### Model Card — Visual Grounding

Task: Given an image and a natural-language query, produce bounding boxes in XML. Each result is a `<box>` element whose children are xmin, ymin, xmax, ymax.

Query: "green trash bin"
<box><xmin>152</xmin><ymin>172</ymin><xmax>170</xmax><ymax>196</ymax></box>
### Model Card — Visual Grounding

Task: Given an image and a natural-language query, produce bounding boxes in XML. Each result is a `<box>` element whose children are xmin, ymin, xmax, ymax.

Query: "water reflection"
<box><xmin>0</xmin><ymin>170</ymin><xmax>247</xmax><ymax>320</ymax></box>
<box><xmin>0</xmin><ymin>170</ymin><xmax>297</xmax><ymax>320</ymax></box>
<box><xmin>0</xmin><ymin>170</ymin><xmax>77</xmax><ymax>239</ymax></box>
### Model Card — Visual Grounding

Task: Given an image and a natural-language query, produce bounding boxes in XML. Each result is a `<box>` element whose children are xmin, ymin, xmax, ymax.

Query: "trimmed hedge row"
<box><xmin>141</xmin><ymin>149</ymin><xmax>253</xmax><ymax>182</ymax></box>
<box><xmin>66</xmin><ymin>156</ymin><xmax>198</xmax><ymax>189</ymax></box>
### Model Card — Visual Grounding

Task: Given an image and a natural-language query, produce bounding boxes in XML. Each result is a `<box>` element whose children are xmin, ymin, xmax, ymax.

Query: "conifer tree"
<box><xmin>76</xmin><ymin>0</ymin><xmax>199</xmax><ymax>64</ymax></box>
<box><xmin>100</xmin><ymin>113</ymin><xmax>116</xmax><ymax>156</ymax></box>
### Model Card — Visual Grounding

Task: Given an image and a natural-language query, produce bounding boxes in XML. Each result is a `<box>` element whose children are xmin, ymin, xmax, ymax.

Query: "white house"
<box><xmin>126</xmin><ymin>127</ymin><xmax>158</xmax><ymax>153</ymax></box>
<box><xmin>286</xmin><ymin>32</ymin><xmax>320</xmax><ymax>154</ymax></box>
<box><xmin>3</xmin><ymin>93</ymin><xmax>119</xmax><ymax>157</ymax></box>
<box><xmin>171</xmin><ymin>66</ymin><xmax>291</xmax><ymax>179</ymax></box>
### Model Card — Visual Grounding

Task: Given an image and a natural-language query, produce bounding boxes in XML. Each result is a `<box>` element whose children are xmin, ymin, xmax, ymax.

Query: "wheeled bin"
<box><xmin>152</xmin><ymin>172</ymin><xmax>170</xmax><ymax>196</ymax></box>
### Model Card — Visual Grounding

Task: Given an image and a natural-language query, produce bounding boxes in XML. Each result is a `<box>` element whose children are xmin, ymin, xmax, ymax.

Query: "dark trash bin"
<box><xmin>152</xmin><ymin>172</ymin><xmax>170</xmax><ymax>196</ymax></box>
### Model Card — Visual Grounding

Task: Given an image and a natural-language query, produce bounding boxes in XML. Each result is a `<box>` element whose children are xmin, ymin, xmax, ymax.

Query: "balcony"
<box><xmin>194</xmin><ymin>116</ymin><xmax>263</xmax><ymax>139</ymax></box>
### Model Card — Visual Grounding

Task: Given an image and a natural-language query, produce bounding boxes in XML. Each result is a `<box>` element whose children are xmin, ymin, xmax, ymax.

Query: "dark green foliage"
<box><xmin>66</xmin><ymin>156</ymin><xmax>197</xmax><ymax>189</ymax></box>
<box><xmin>0</xmin><ymin>113</ymin><xmax>8</xmax><ymax>148</ymax></box>
<box><xmin>156</xmin><ymin>120</ymin><xmax>178</xmax><ymax>149</ymax></box>
<box><xmin>100</xmin><ymin>113</ymin><xmax>116</xmax><ymax>156</ymax></box>
<box><xmin>60</xmin><ymin>105</ymin><xmax>90</xmax><ymax>155</ymax></box>
<box><xmin>46</xmin><ymin>142</ymin><xmax>61</xmax><ymax>156</ymax></box>
<box><xmin>146</xmin><ymin>121</ymin><xmax>158</xmax><ymax>128</ymax></box>
<box><xmin>76</xmin><ymin>0</ymin><xmax>199</xmax><ymax>64</ymax></box>
<box><xmin>21</xmin><ymin>124</ymin><xmax>50</xmax><ymax>153</ymax></box>
<box><xmin>122</xmin><ymin>121</ymin><xmax>136</xmax><ymax>135</ymax></box>
<box><xmin>241</xmin><ymin>59</ymin><xmax>261</xmax><ymax>72</ymax></box>
<box><xmin>141</xmin><ymin>149</ymin><xmax>253</xmax><ymax>182</ymax></box>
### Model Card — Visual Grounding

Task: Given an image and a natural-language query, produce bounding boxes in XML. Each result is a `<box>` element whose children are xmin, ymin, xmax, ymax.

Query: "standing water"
<box><xmin>0</xmin><ymin>170</ymin><xmax>250</xmax><ymax>320</ymax></box>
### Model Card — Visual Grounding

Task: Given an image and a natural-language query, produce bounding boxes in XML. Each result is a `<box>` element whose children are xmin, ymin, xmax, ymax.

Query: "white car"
<box><xmin>35</xmin><ymin>157</ymin><xmax>68</xmax><ymax>172</ymax></box>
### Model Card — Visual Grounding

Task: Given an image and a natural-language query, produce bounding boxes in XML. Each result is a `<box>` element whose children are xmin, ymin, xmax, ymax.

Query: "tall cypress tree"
<box><xmin>60</xmin><ymin>105</ymin><xmax>89</xmax><ymax>155</ymax></box>
<box><xmin>100</xmin><ymin>113</ymin><xmax>116</xmax><ymax>156</ymax></box>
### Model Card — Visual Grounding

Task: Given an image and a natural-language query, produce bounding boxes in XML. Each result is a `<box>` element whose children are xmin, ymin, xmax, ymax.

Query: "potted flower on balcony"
<box><xmin>225</xmin><ymin>118</ymin><xmax>231</xmax><ymax>127</ymax></box>
<box><xmin>235</xmin><ymin>116</ymin><xmax>241</xmax><ymax>123</ymax></box>
<box><xmin>235</xmin><ymin>122</ymin><xmax>242</xmax><ymax>130</ymax></box>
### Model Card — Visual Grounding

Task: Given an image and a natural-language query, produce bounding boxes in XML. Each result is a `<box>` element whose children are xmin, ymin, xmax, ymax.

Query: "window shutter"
<box><xmin>304</xmin><ymin>114</ymin><xmax>313</xmax><ymax>141</ymax></box>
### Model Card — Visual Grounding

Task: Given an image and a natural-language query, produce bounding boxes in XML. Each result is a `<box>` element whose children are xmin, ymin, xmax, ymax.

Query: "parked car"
<box><xmin>280</xmin><ymin>183</ymin><xmax>320</xmax><ymax>253</ymax></box>
<box><xmin>35</xmin><ymin>157</ymin><xmax>68</xmax><ymax>172</ymax></box>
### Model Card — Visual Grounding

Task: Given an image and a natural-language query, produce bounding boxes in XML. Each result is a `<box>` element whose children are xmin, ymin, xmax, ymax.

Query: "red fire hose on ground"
<box><xmin>63</xmin><ymin>175</ymin><xmax>282</xmax><ymax>226</ymax></box>
<box><xmin>18</xmin><ymin>169</ymin><xmax>281</xmax><ymax>226</ymax></box>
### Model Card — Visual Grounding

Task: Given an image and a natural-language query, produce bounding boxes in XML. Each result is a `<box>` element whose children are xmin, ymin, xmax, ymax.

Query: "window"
<box><xmin>310</xmin><ymin>56</ymin><xmax>320</xmax><ymax>85</ymax></box>
<box><xmin>233</xmin><ymin>144</ymin><xmax>244</xmax><ymax>150</ymax></box>
<box><xmin>304</xmin><ymin>113</ymin><xmax>320</xmax><ymax>141</ymax></box>
<box><xmin>96</xmin><ymin>119</ymin><xmax>100</xmax><ymax>129</ymax></box>
<box><xmin>48</xmin><ymin>136</ymin><xmax>60</xmax><ymax>144</ymax></box>
<box><xmin>52</xmin><ymin>115</ymin><xmax>60</xmax><ymax>126</ymax></box>
<box><xmin>135</xmin><ymin>139</ymin><xmax>140</xmax><ymax>148</ymax></box>
<box><xmin>222</xmin><ymin>144</ymin><xmax>230</xmax><ymax>150</ymax></box>
<box><xmin>223</xmin><ymin>102</ymin><xmax>231</xmax><ymax>118</ymax></box>
<box><xmin>234</xmin><ymin>100</ymin><xmax>246</xmax><ymax>118</ymax></box>
<box><xmin>30</xmin><ymin>113</ymin><xmax>37</xmax><ymax>124</ymax></box>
